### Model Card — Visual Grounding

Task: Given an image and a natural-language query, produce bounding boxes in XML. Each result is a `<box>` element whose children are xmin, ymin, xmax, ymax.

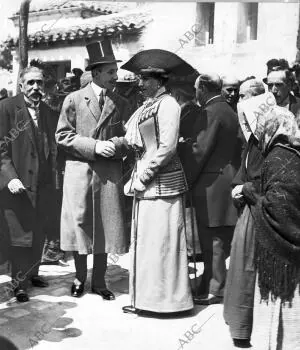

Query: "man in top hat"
<box><xmin>56</xmin><ymin>38</ymin><xmax>131</xmax><ymax>300</ymax></box>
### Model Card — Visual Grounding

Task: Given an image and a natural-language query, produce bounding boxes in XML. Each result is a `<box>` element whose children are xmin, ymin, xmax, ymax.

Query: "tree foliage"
<box><xmin>0</xmin><ymin>43</ymin><xmax>12</xmax><ymax>71</ymax></box>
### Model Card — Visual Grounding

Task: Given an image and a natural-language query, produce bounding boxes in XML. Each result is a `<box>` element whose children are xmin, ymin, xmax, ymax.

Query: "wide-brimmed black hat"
<box><xmin>121</xmin><ymin>49</ymin><xmax>196</xmax><ymax>77</ymax></box>
<box><xmin>85</xmin><ymin>38</ymin><xmax>122</xmax><ymax>71</ymax></box>
<box><xmin>167</xmin><ymin>71</ymin><xmax>200</xmax><ymax>86</ymax></box>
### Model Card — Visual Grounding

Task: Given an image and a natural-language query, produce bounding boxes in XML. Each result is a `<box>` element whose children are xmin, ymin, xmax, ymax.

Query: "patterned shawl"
<box><xmin>253</xmin><ymin>105</ymin><xmax>300</xmax><ymax>303</ymax></box>
<box><xmin>125</xmin><ymin>87</ymin><xmax>167</xmax><ymax>149</ymax></box>
<box><xmin>255</xmin><ymin>105</ymin><xmax>300</xmax><ymax>155</ymax></box>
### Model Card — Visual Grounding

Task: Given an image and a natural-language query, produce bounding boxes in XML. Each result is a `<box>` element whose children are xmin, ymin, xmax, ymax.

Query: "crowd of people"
<box><xmin>0</xmin><ymin>37</ymin><xmax>300</xmax><ymax>349</ymax></box>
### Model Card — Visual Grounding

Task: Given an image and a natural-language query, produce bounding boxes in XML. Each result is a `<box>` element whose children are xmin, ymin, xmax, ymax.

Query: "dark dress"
<box><xmin>223</xmin><ymin>134</ymin><xmax>264</xmax><ymax>340</ymax></box>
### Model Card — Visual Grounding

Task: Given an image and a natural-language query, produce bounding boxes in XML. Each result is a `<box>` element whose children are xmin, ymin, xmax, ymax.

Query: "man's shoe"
<box><xmin>71</xmin><ymin>283</ymin><xmax>85</xmax><ymax>298</ymax></box>
<box><xmin>122</xmin><ymin>305</ymin><xmax>140</xmax><ymax>314</ymax></box>
<box><xmin>14</xmin><ymin>288</ymin><xmax>29</xmax><ymax>303</ymax></box>
<box><xmin>233</xmin><ymin>338</ymin><xmax>251</xmax><ymax>348</ymax></box>
<box><xmin>193</xmin><ymin>294</ymin><xmax>223</xmax><ymax>305</ymax></box>
<box><xmin>31</xmin><ymin>276</ymin><xmax>49</xmax><ymax>288</ymax></box>
<box><xmin>91</xmin><ymin>287</ymin><xmax>115</xmax><ymax>300</ymax></box>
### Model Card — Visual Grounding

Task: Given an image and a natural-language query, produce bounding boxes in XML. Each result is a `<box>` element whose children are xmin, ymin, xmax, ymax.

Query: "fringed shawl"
<box><xmin>254</xmin><ymin>106</ymin><xmax>300</xmax><ymax>303</ymax></box>
<box><xmin>254</xmin><ymin>144</ymin><xmax>300</xmax><ymax>304</ymax></box>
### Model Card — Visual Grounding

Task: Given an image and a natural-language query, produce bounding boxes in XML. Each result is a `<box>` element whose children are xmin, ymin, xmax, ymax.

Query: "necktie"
<box><xmin>25</xmin><ymin>99</ymin><xmax>40</xmax><ymax>127</ymax></box>
<box><xmin>99</xmin><ymin>90</ymin><xmax>104</xmax><ymax>111</ymax></box>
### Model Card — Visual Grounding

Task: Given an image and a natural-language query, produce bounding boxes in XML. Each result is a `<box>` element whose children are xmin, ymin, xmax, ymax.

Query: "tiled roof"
<box><xmin>12</xmin><ymin>1</ymin><xmax>135</xmax><ymax>16</ymax></box>
<box><xmin>6</xmin><ymin>10</ymin><xmax>152</xmax><ymax>47</ymax></box>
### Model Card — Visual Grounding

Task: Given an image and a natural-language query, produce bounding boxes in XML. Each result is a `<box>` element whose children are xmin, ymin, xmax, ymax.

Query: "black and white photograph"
<box><xmin>0</xmin><ymin>0</ymin><xmax>300</xmax><ymax>349</ymax></box>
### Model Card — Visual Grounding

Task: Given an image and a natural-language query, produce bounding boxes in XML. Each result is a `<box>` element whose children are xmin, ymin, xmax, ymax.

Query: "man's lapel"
<box><xmin>84</xmin><ymin>84</ymin><xmax>101</xmax><ymax>121</ymax></box>
<box><xmin>15</xmin><ymin>94</ymin><xmax>37</xmax><ymax>150</ymax></box>
<box><xmin>96</xmin><ymin>90</ymin><xmax>116</xmax><ymax>130</ymax></box>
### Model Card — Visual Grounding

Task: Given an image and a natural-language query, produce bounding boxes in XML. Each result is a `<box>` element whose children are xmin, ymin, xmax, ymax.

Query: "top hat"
<box><xmin>85</xmin><ymin>38</ymin><xmax>122</xmax><ymax>71</ymax></box>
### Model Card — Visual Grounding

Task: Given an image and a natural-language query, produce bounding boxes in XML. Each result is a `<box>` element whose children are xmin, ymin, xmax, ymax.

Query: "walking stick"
<box><xmin>182</xmin><ymin>192</ymin><xmax>198</xmax><ymax>296</ymax></box>
<box><xmin>131</xmin><ymin>190</ymin><xmax>138</xmax><ymax>309</ymax></box>
<box><xmin>123</xmin><ymin>189</ymin><xmax>139</xmax><ymax>314</ymax></box>
<box><xmin>188</xmin><ymin>192</ymin><xmax>198</xmax><ymax>297</ymax></box>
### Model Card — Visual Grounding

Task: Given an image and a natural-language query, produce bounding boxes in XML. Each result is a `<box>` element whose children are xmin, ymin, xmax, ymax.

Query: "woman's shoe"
<box><xmin>122</xmin><ymin>305</ymin><xmax>140</xmax><ymax>314</ymax></box>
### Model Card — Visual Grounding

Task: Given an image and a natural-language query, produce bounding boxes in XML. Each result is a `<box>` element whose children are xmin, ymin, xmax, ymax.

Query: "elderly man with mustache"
<box><xmin>0</xmin><ymin>66</ymin><xmax>59</xmax><ymax>302</ymax></box>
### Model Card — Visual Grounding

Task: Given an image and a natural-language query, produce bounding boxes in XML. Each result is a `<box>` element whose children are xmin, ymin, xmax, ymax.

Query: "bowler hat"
<box><xmin>121</xmin><ymin>49</ymin><xmax>196</xmax><ymax>77</ymax></box>
<box><xmin>85</xmin><ymin>38</ymin><xmax>122</xmax><ymax>71</ymax></box>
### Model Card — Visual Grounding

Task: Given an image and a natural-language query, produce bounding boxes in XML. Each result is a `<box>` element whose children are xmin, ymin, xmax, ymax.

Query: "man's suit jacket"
<box><xmin>289</xmin><ymin>93</ymin><xmax>300</xmax><ymax>117</ymax></box>
<box><xmin>0</xmin><ymin>94</ymin><xmax>58</xmax><ymax>246</ymax></box>
<box><xmin>182</xmin><ymin>95</ymin><xmax>241</xmax><ymax>227</ymax></box>
<box><xmin>56</xmin><ymin>84</ymin><xmax>131</xmax><ymax>255</ymax></box>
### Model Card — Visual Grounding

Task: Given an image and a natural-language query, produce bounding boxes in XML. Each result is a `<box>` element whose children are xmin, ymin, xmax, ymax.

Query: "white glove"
<box><xmin>8</xmin><ymin>179</ymin><xmax>26</xmax><ymax>194</ymax></box>
<box><xmin>231</xmin><ymin>185</ymin><xmax>244</xmax><ymax>199</ymax></box>
<box><xmin>95</xmin><ymin>141</ymin><xmax>116</xmax><ymax>157</ymax></box>
<box><xmin>133</xmin><ymin>178</ymin><xmax>146</xmax><ymax>192</ymax></box>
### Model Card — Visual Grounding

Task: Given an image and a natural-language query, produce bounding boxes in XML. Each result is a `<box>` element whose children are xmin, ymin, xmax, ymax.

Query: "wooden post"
<box><xmin>296</xmin><ymin>2</ymin><xmax>300</xmax><ymax>62</ymax></box>
<box><xmin>16</xmin><ymin>0</ymin><xmax>31</xmax><ymax>93</ymax></box>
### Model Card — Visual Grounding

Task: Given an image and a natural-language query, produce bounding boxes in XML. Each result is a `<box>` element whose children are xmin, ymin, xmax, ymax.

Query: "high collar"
<box><xmin>91</xmin><ymin>81</ymin><xmax>106</xmax><ymax>98</ymax></box>
<box><xmin>145</xmin><ymin>86</ymin><xmax>167</xmax><ymax>103</ymax></box>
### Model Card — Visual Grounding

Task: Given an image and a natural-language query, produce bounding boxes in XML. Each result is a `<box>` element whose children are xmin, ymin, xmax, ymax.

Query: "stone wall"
<box><xmin>137</xmin><ymin>2</ymin><xmax>299</xmax><ymax>80</ymax></box>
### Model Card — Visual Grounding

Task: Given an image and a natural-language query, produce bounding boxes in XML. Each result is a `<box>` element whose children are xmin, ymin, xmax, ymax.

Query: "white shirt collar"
<box><xmin>91</xmin><ymin>82</ymin><xmax>106</xmax><ymax>101</ymax></box>
<box><xmin>205</xmin><ymin>94</ymin><xmax>221</xmax><ymax>105</ymax></box>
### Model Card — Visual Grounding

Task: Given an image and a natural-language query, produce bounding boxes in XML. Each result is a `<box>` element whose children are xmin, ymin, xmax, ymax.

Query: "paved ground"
<box><xmin>0</xmin><ymin>255</ymin><xmax>237</xmax><ymax>350</ymax></box>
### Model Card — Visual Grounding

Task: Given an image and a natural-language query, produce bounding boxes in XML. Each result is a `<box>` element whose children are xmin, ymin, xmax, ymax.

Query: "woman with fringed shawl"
<box><xmin>251</xmin><ymin>106</ymin><xmax>300</xmax><ymax>349</ymax></box>
<box><xmin>223</xmin><ymin>79</ymin><xmax>266</xmax><ymax>347</ymax></box>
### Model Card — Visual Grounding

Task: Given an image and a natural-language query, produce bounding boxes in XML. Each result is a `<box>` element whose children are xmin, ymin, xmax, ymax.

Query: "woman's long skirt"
<box><xmin>223</xmin><ymin>204</ymin><xmax>256</xmax><ymax>339</ymax></box>
<box><xmin>251</xmin><ymin>282</ymin><xmax>300</xmax><ymax>350</ymax></box>
<box><xmin>129</xmin><ymin>195</ymin><xmax>193</xmax><ymax>313</ymax></box>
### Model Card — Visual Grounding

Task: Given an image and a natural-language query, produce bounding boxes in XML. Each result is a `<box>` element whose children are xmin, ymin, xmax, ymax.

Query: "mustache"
<box><xmin>29</xmin><ymin>91</ymin><xmax>44</xmax><ymax>98</ymax></box>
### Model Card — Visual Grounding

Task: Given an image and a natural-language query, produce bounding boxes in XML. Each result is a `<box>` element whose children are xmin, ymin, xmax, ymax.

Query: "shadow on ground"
<box><xmin>0</xmin><ymin>298</ymin><xmax>80</xmax><ymax>350</ymax></box>
<box><xmin>0</xmin><ymin>262</ymin><xmax>208</xmax><ymax>349</ymax></box>
<box><xmin>0</xmin><ymin>264</ymin><xmax>130</xmax><ymax>350</ymax></box>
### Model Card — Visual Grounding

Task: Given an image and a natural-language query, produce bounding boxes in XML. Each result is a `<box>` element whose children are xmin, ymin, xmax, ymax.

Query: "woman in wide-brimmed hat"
<box><xmin>111</xmin><ymin>49</ymin><xmax>196</xmax><ymax>314</ymax></box>
<box><xmin>250</xmin><ymin>105</ymin><xmax>300</xmax><ymax>349</ymax></box>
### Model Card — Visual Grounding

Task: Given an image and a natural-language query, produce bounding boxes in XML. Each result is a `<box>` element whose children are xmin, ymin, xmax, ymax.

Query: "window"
<box><xmin>195</xmin><ymin>2</ymin><xmax>215</xmax><ymax>46</ymax></box>
<box><xmin>236</xmin><ymin>3</ymin><xmax>258</xmax><ymax>44</ymax></box>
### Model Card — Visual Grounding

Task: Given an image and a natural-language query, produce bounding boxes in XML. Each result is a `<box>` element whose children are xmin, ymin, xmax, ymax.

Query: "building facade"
<box><xmin>6</xmin><ymin>1</ymin><xmax>299</xmax><ymax>88</ymax></box>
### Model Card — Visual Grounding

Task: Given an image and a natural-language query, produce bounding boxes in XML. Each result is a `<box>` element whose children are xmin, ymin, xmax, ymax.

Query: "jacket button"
<box><xmin>28</xmin><ymin>170</ymin><xmax>33</xmax><ymax>174</ymax></box>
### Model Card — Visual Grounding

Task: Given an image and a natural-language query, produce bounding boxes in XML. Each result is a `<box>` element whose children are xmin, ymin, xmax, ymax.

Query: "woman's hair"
<box><xmin>140</xmin><ymin>72</ymin><xmax>169</xmax><ymax>86</ymax></box>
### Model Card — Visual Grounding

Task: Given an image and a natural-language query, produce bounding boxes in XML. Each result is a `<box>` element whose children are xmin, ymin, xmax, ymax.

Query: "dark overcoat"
<box><xmin>182</xmin><ymin>96</ymin><xmax>241</xmax><ymax>227</ymax></box>
<box><xmin>289</xmin><ymin>93</ymin><xmax>300</xmax><ymax>116</ymax></box>
<box><xmin>56</xmin><ymin>84</ymin><xmax>131</xmax><ymax>255</ymax></box>
<box><xmin>0</xmin><ymin>94</ymin><xmax>58</xmax><ymax>248</ymax></box>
